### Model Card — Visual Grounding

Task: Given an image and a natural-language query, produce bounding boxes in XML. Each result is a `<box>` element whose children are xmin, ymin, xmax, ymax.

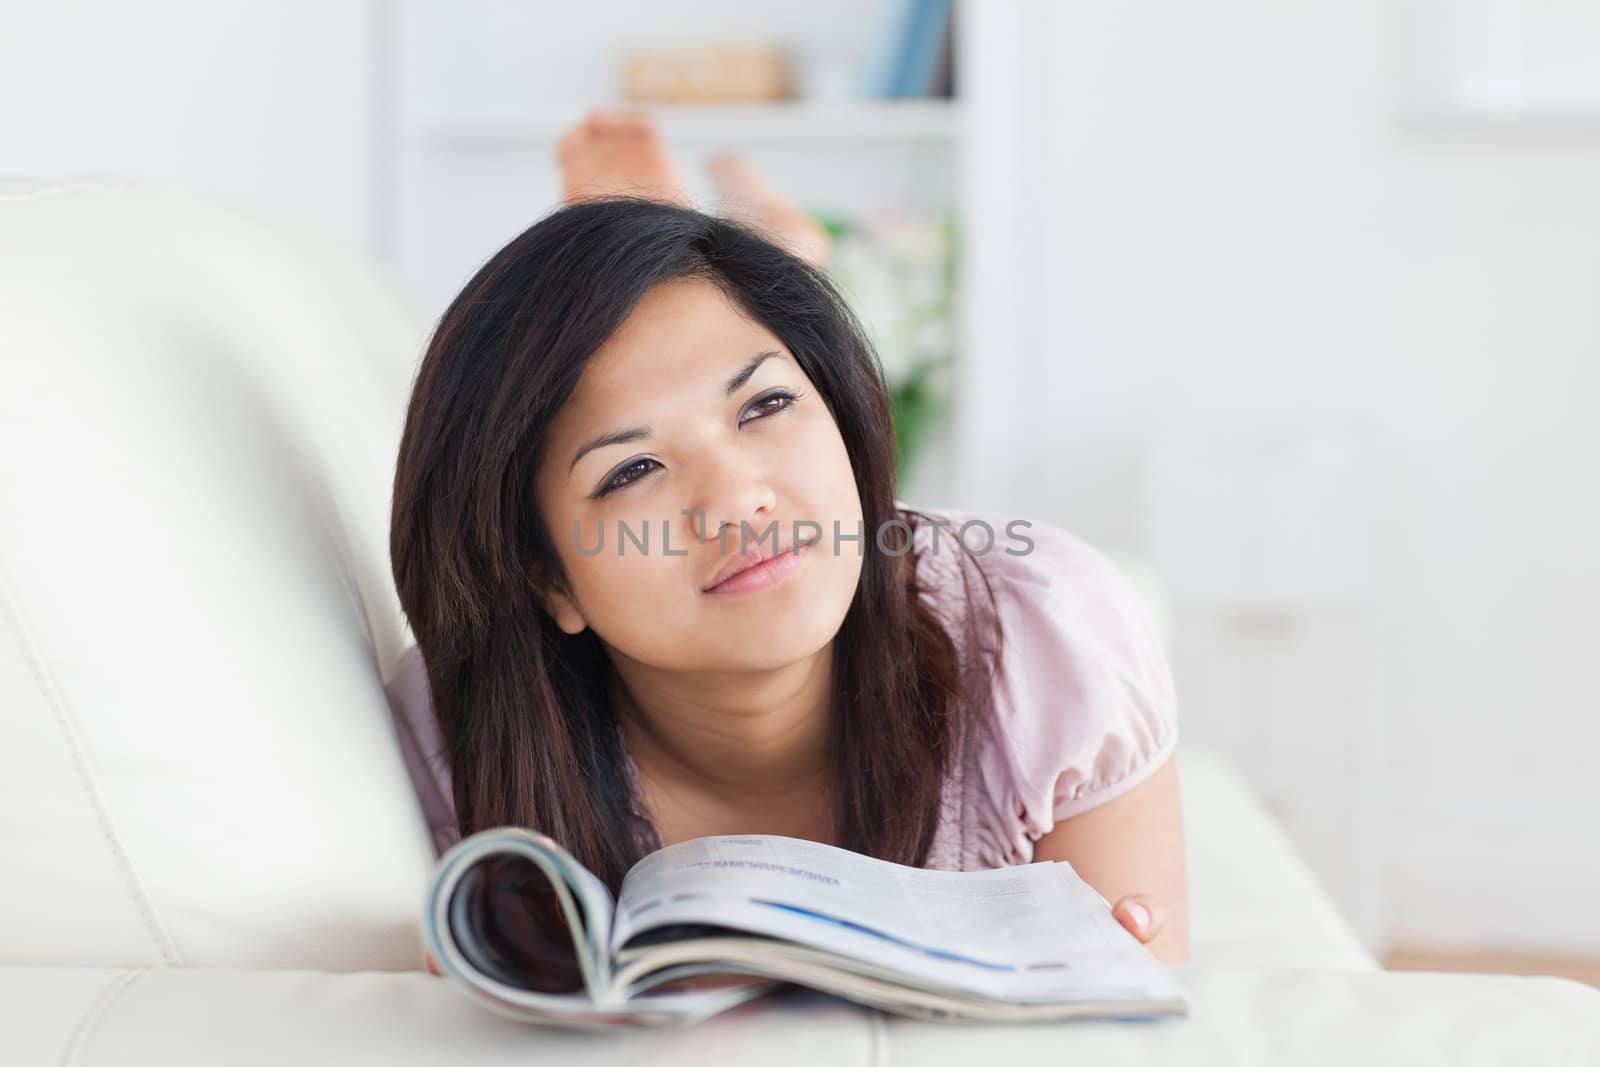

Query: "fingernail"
<box><xmin>1125</xmin><ymin>902</ymin><xmax>1151</xmax><ymax>933</ymax></box>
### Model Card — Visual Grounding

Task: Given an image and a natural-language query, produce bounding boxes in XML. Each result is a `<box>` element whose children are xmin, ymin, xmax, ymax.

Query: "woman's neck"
<box><xmin>609</xmin><ymin>645</ymin><xmax>835</xmax><ymax>807</ymax></box>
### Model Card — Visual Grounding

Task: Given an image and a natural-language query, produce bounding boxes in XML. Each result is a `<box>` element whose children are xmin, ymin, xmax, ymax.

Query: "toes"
<box><xmin>614</xmin><ymin>108</ymin><xmax>656</xmax><ymax>132</ymax></box>
<box><xmin>556</xmin><ymin>123</ymin><xmax>588</xmax><ymax>162</ymax></box>
<box><xmin>590</xmin><ymin>107</ymin><xmax>656</xmax><ymax>138</ymax></box>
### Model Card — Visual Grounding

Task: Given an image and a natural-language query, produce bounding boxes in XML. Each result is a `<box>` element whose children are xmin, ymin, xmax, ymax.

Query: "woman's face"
<box><xmin>532</xmin><ymin>277</ymin><xmax>865</xmax><ymax>674</ymax></box>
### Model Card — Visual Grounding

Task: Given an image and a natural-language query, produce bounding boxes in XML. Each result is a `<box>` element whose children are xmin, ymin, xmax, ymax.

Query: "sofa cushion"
<box><xmin>0</xmin><ymin>178</ymin><xmax>436</xmax><ymax>970</ymax></box>
<box><xmin>2</xmin><ymin>964</ymin><xmax>1596</xmax><ymax>1065</ymax></box>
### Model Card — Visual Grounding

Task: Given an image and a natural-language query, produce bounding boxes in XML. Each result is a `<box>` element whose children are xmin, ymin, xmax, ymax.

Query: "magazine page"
<box><xmin>610</xmin><ymin>834</ymin><xmax>1185</xmax><ymax>1007</ymax></box>
<box><xmin>433</xmin><ymin>965</ymin><xmax>776</xmax><ymax>1030</ymax></box>
<box><xmin>424</xmin><ymin>829</ymin><xmax>612</xmax><ymax>1000</ymax></box>
<box><xmin>425</xmin><ymin>831</ymin><xmax>793</xmax><ymax>1023</ymax></box>
<box><xmin>611</xmin><ymin>938</ymin><xmax>1185</xmax><ymax>1022</ymax></box>
<box><xmin>424</xmin><ymin>827</ymin><xmax>784</xmax><ymax>1024</ymax></box>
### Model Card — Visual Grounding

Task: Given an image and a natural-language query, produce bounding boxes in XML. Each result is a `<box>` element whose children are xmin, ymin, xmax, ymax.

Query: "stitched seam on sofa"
<box><xmin>866</xmin><ymin>1004</ymin><xmax>890</xmax><ymax>1067</ymax></box>
<box><xmin>57</xmin><ymin>967</ymin><xmax>150</xmax><ymax>1067</ymax></box>
<box><xmin>0</xmin><ymin>566</ymin><xmax>183</xmax><ymax>965</ymax></box>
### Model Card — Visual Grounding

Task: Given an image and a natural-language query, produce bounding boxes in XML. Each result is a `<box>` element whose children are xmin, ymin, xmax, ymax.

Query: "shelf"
<box><xmin>420</xmin><ymin>99</ymin><xmax>964</xmax><ymax>148</ymax></box>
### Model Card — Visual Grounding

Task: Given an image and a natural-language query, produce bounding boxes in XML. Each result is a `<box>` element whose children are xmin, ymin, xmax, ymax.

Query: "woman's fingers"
<box><xmin>1112</xmin><ymin>894</ymin><xmax>1165</xmax><ymax>943</ymax></box>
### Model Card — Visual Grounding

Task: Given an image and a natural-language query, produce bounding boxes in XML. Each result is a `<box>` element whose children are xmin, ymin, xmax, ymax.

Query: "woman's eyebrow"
<box><xmin>566</xmin><ymin>350</ymin><xmax>783</xmax><ymax>475</ymax></box>
<box><xmin>568</xmin><ymin>426</ymin><xmax>652</xmax><ymax>475</ymax></box>
<box><xmin>723</xmin><ymin>349</ymin><xmax>781</xmax><ymax>396</ymax></box>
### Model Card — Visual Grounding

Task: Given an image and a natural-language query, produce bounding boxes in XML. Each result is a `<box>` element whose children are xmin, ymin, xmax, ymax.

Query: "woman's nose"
<box><xmin>690</xmin><ymin>461</ymin><xmax>778</xmax><ymax>546</ymax></box>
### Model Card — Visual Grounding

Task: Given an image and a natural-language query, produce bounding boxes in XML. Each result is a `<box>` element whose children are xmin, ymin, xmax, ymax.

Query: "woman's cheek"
<box><xmin>591</xmin><ymin>551</ymin><xmax>696</xmax><ymax>650</ymax></box>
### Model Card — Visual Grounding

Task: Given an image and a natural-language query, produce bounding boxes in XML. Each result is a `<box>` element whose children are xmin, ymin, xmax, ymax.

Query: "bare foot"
<box><xmin>556</xmin><ymin>107</ymin><xmax>693</xmax><ymax>208</ymax></box>
<box><xmin>554</xmin><ymin>108</ymin><xmax>832</xmax><ymax>269</ymax></box>
<box><xmin>706</xmin><ymin>152</ymin><xmax>833</xmax><ymax>269</ymax></box>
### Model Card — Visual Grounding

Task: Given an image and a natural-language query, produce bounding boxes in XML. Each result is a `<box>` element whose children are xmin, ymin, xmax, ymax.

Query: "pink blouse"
<box><xmin>382</xmin><ymin>501</ymin><xmax>1180</xmax><ymax>871</ymax></box>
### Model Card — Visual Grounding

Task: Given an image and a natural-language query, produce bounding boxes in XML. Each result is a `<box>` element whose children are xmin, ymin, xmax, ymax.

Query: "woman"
<box><xmin>386</xmin><ymin>109</ymin><xmax>1188</xmax><ymax>966</ymax></box>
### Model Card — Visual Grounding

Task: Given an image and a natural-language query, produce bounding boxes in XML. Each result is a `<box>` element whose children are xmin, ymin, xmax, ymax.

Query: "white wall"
<box><xmin>1016</xmin><ymin>1</ymin><xmax>1600</xmax><ymax>954</ymax></box>
<box><xmin>0</xmin><ymin>0</ymin><xmax>381</xmax><ymax>254</ymax></box>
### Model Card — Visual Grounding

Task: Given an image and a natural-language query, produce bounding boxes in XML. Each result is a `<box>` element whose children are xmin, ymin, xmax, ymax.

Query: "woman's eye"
<box><xmin>740</xmin><ymin>389</ymin><xmax>802</xmax><ymax>425</ymax></box>
<box><xmin>597</xmin><ymin>458</ymin><xmax>659</xmax><ymax>498</ymax></box>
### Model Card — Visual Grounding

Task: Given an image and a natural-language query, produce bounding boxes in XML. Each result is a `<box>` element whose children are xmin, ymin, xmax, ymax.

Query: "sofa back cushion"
<box><xmin>0</xmin><ymin>178</ymin><xmax>438</xmax><ymax>970</ymax></box>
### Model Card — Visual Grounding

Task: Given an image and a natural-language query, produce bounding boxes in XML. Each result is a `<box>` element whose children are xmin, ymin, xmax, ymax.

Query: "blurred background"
<box><xmin>4</xmin><ymin>0</ymin><xmax>1597</xmax><ymax>982</ymax></box>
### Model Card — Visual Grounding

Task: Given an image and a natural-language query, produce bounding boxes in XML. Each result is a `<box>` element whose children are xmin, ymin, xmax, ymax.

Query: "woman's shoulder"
<box><xmin>901</xmin><ymin>499</ymin><xmax>1152</xmax><ymax>638</ymax></box>
<box><xmin>898</xmin><ymin>499</ymin><xmax>1180</xmax><ymax>867</ymax></box>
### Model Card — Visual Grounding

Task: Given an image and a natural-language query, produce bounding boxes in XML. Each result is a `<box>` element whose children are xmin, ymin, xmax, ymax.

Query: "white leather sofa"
<box><xmin>2</xmin><ymin>178</ymin><xmax>1596</xmax><ymax>1064</ymax></box>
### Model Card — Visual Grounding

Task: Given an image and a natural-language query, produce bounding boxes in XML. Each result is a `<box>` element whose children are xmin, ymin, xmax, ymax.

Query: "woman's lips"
<box><xmin>703</xmin><ymin>543</ymin><xmax>808</xmax><ymax>595</ymax></box>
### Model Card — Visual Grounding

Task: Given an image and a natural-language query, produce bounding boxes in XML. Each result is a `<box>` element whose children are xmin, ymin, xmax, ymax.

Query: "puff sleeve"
<box><xmin>956</xmin><ymin>513</ymin><xmax>1180</xmax><ymax>868</ymax></box>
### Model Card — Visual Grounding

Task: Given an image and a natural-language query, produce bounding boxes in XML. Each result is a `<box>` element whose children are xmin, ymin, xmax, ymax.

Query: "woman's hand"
<box><xmin>1111</xmin><ymin>893</ymin><xmax>1167</xmax><ymax>947</ymax></box>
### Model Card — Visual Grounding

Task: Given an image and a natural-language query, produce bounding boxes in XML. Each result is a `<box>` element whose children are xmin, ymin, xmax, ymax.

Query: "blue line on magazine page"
<box><xmin>749</xmin><ymin>900</ymin><xmax>1016</xmax><ymax>971</ymax></box>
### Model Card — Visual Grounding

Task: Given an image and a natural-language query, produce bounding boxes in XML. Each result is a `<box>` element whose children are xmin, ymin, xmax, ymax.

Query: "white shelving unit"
<box><xmin>382</xmin><ymin>2</ymin><xmax>1009</xmax><ymax>507</ymax></box>
<box><xmin>380</xmin><ymin>0</ymin><xmax>1055</xmax><ymax>514</ymax></box>
<box><xmin>421</xmin><ymin>99</ymin><xmax>966</xmax><ymax>148</ymax></box>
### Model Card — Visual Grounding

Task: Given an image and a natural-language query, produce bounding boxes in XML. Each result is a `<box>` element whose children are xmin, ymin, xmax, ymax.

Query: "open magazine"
<box><xmin>422</xmin><ymin>827</ymin><xmax>1190</xmax><ymax>1030</ymax></box>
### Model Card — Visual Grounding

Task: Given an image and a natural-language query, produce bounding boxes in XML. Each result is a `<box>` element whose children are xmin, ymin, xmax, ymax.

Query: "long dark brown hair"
<box><xmin>390</xmin><ymin>196</ymin><xmax>1002</xmax><ymax>891</ymax></box>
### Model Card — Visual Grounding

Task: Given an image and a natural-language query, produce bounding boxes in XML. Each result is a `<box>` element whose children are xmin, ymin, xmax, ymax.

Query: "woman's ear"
<box><xmin>533</xmin><ymin>569</ymin><xmax>589</xmax><ymax>636</ymax></box>
<box><xmin>543</xmin><ymin>589</ymin><xmax>588</xmax><ymax>636</ymax></box>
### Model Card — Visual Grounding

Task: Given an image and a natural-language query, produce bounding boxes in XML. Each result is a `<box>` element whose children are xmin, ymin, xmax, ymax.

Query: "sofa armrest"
<box><xmin>1177</xmin><ymin>747</ymin><xmax>1378</xmax><ymax>970</ymax></box>
<box><xmin>4</xmin><ymin>965</ymin><xmax>1596</xmax><ymax>1065</ymax></box>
